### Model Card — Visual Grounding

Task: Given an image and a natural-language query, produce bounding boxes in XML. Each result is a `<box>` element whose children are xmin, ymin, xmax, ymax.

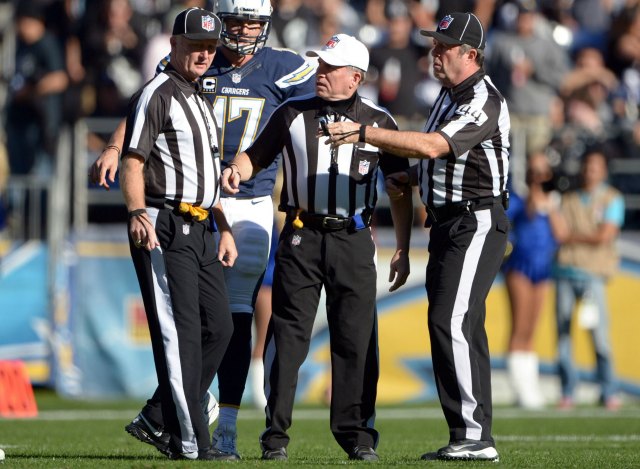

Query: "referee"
<box><xmin>120</xmin><ymin>8</ymin><xmax>236</xmax><ymax>460</ymax></box>
<box><xmin>221</xmin><ymin>34</ymin><xmax>413</xmax><ymax>462</ymax></box>
<box><xmin>328</xmin><ymin>13</ymin><xmax>509</xmax><ymax>462</ymax></box>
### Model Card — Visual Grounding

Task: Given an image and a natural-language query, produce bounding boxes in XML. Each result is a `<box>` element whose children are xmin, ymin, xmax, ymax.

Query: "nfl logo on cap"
<box><xmin>172</xmin><ymin>8</ymin><xmax>221</xmax><ymax>40</ymax></box>
<box><xmin>305</xmin><ymin>33</ymin><xmax>370</xmax><ymax>72</ymax></box>
<box><xmin>325</xmin><ymin>36</ymin><xmax>339</xmax><ymax>49</ymax></box>
<box><xmin>438</xmin><ymin>15</ymin><xmax>453</xmax><ymax>30</ymax></box>
<box><xmin>202</xmin><ymin>15</ymin><xmax>216</xmax><ymax>31</ymax></box>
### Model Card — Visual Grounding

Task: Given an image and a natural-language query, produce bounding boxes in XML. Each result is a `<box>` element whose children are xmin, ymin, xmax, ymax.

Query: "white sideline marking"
<box><xmin>496</xmin><ymin>435</ymin><xmax>640</xmax><ymax>442</ymax></box>
<box><xmin>16</xmin><ymin>407</ymin><xmax>640</xmax><ymax>422</ymax></box>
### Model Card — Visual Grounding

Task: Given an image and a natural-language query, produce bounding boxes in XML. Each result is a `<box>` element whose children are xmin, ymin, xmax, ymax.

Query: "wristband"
<box><xmin>358</xmin><ymin>125</ymin><xmax>367</xmax><ymax>143</ymax></box>
<box><xmin>404</xmin><ymin>167</ymin><xmax>413</xmax><ymax>185</ymax></box>
<box><xmin>104</xmin><ymin>144</ymin><xmax>121</xmax><ymax>157</ymax></box>
<box><xmin>228</xmin><ymin>163</ymin><xmax>241</xmax><ymax>179</ymax></box>
<box><xmin>128</xmin><ymin>208</ymin><xmax>147</xmax><ymax>219</ymax></box>
<box><xmin>224</xmin><ymin>165</ymin><xmax>241</xmax><ymax>179</ymax></box>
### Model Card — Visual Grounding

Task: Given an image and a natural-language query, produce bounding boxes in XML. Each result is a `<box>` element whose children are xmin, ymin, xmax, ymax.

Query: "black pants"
<box><xmin>129</xmin><ymin>208</ymin><xmax>233</xmax><ymax>455</ymax></box>
<box><xmin>426</xmin><ymin>203</ymin><xmax>508</xmax><ymax>444</ymax></box>
<box><xmin>260</xmin><ymin>224</ymin><xmax>379</xmax><ymax>455</ymax></box>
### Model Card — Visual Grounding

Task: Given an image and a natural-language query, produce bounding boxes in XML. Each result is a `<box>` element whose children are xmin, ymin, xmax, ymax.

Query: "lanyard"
<box><xmin>194</xmin><ymin>92</ymin><xmax>217</xmax><ymax>155</ymax></box>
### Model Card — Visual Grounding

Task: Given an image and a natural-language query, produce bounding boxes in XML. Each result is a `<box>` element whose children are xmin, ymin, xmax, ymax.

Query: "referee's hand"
<box><xmin>325</xmin><ymin>121</ymin><xmax>360</xmax><ymax>147</ymax></box>
<box><xmin>218</xmin><ymin>230</ymin><xmax>238</xmax><ymax>267</ymax></box>
<box><xmin>89</xmin><ymin>147</ymin><xmax>119</xmax><ymax>190</ymax></box>
<box><xmin>385</xmin><ymin>171</ymin><xmax>410</xmax><ymax>200</ymax></box>
<box><xmin>388</xmin><ymin>249</ymin><xmax>409</xmax><ymax>292</ymax></box>
<box><xmin>129</xmin><ymin>213</ymin><xmax>160</xmax><ymax>251</ymax></box>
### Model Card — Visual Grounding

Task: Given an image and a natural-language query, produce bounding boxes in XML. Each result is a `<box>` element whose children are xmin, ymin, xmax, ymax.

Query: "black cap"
<box><xmin>421</xmin><ymin>12</ymin><xmax>485</xmax><ymax>50</ymax></box>
<box><xmin>172</xmin><ymin>8</ymin><xmax>222</xmax><ymax>40</ymax></box>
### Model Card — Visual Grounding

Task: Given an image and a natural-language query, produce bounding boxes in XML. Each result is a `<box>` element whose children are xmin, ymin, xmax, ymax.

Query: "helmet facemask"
<box><xmin>219</xmin><ymin>13</ymin><xmax>271</xmax><ymax>56</ymax></box>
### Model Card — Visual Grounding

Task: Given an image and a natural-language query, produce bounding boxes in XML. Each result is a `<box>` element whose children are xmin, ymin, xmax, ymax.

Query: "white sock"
<box><xmin>249</xmin><ymin>358</ymin><xmax>268</xmax><ymax>409</ymax></box>
<box><xmin>218</xmin><ymin>406</ymin><xmax>239</xmax><ymax>428</ymax></box>
<box><xmin>507</xmin><ymin>351</ymin><xmax>545</xmax><ymax>409</ymax></box>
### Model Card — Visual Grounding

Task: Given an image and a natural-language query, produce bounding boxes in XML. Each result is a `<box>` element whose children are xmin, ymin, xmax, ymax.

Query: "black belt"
<box><xmin>286</xmin><ymin>211</ymin><xmax>371</xmax><ymax>231</ymax></box>
<box><xmin>426</xmin><ymin>196</ymin><xmax>501</xmax><ymax>225</ymax></box>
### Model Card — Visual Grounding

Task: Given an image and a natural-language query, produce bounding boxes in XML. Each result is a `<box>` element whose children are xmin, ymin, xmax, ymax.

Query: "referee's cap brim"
<box><xmin>420</xmin><ymin>30</ymin><xmax>465</xmax><ymax>47</ymax></box>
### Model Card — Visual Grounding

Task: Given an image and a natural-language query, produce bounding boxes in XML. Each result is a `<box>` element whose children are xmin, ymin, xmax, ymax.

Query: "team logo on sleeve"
<box><xmin>276</xmin><ymin>62</ymin><xmax>317</xmax><ymax>89</ymax></box>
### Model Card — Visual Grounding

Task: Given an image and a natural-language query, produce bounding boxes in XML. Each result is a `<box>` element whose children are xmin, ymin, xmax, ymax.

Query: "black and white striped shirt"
<box><xmin>123</xmin><ymin>66</ymin><xmax>221</xmax><ymax>210</ymax></box>
<box><xmin>420</xmin><ymin>70</ymin><xmax>510</xmax><ymax>208</ymax></box>
<box><xmin>246</xmin><ymin>93</ymin><xmax>409</xmax><ymax>218</ymax></box>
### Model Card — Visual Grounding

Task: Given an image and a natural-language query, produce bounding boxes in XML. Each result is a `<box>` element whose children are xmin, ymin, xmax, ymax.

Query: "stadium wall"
<box><xmin>2</xmin><ymin>228</ymin><xmax>637</xmax><ymax>403</ymax></box>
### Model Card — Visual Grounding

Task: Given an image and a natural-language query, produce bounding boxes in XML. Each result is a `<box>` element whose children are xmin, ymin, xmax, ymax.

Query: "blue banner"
<box><xmin>0</xmin><ymin>242</ymin><xmax>50</xmax><ymax>385</ymax></box>
<box><xmin>54</xmin><ymin>229</ymin><xmax>158</xmax><ymax>398</ymax></box>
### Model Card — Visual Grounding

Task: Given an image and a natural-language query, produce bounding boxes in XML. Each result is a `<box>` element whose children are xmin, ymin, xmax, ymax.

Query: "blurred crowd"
<box><xmin>1</xmin><ymin>0</ymin><xmax>640</xmax><ymax>230</ymax></box>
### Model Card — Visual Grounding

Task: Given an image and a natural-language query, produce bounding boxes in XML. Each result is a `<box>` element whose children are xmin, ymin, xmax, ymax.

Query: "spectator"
<box><xmin>270</xmin><ymin>0</ymin><xmax>316</xmax><ymax>53</ymax></box>
<box><xmin>300</xmin><ymin>0</ymin><xmax>363</xmax><ymax>52</ymax></box>
<box><xmin>272</xmin><ymin>0</ymin><xmax>361</xmax><ymax>54</ymax></box>
<box><xmin>45</xmin><ymin>0</ymin><xmax>90</xmax><ymax>124</ymax></box>
<box><xmin>486</xmin><ymin>0</ymin><xmax>569</xmax><ymax>192</ymax></box>
<box><xmin>561</xmin><ymin>47</ymin><xmax>619</xmax><ymax>108</ymax></box>
<box><xmin>5</xmin><ymin>1</ymin><xmax>68</xmax><ymax>175</ymax></box>
<box><xmin>369</xmin><ymin>0</ymin><xmax>429</xmax><ymax>126</ymax></box>
<box><xmin>82</xmin><ymin>0</ymin><xmax>146</xmax><ymax>117</ymax></box>
<box><xmin>436</xmin><ymin>0</ymin><xmax>496</xmax><ymax>29</ymax></box>
<box><xmin>502</xmin><ymin>151</ymin><xmax>568</xmax><ymax>409</ymax></box>
<box><xmin>547</xmin><ymin>90</ymin><xmax>622</xmax><ymax>193</ymax></box>
<box><xmin>605</xmin><ymin>3</ymin><xmax>640</xmax><ymax>78</ymax></box>
<box><xmin>554</xmin><ymin>148</ymin><xmax>624</xmax><ymax>411</ymax></box>
<box><xmin>558</xmin><ymin>0</ymin><xmax>617</xmax><ymax>54</ymax></box>
<box><xmin>606</xmin><ymin>7</ymin><xmax>640</xmax><ymax>128</ymax></box>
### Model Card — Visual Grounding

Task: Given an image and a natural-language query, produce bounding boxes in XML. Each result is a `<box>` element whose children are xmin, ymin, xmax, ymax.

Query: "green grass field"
<box><xmin>1</xmin><ymin>390</ymin><xmax>639</xmax><ymax>468</ymax></box>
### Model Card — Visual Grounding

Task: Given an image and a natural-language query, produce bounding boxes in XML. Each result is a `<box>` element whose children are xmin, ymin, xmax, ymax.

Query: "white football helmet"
<box><xmin>216</xmin><ymin>0</ymin><xmax>273</xmax><ymax>56</ymax></box>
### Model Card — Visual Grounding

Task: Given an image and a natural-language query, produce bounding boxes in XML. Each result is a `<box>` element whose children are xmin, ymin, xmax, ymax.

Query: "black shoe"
<box><xmin>167</xmin><ymin>447</ymin><xmax>239</xmax><ymax>460</ymax></box>
<box><xmin>429</xmin><ymin>439</ymin><xmax>499</xmax><ymax>462</ymax></box>
<box><xmin>198</xmin><ymin>448</ymin><xmax>242</xmax><ymax>460</ymax></box>
<box><xmin>207</xmin><ymin>447</ymin><xmax>241</xmax><ymax>461</ymax></box>
<box><xmin>419</xmin><ymin>451</ymin><xmax>438</xmax><ymax>460</ymax></box>
<box><xmin>261</xmin><ymin>447</ymin><xmax>288</xmax><ymax>460</ymax></box>
<box><xmin>349</xmin><ymin>446</ymin><xmax>379</xmax><ymax>461</ymax></box>
<box><xmin>125</xmin><ymin>413</ymin><xmax>170</xmax><ymax>456</ymax></box>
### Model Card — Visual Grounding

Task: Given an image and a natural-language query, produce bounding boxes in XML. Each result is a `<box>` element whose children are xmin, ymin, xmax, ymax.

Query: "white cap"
<box><xmin>306</xmin><ymin>34</ymin><xmax>369</xmax><ymax>72</ymax></box>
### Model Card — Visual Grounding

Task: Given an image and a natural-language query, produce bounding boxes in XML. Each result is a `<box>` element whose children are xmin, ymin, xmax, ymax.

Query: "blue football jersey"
<box><xmin>157</xmin><ymin>47</ymin><xmax>316</xmax><ymax>197</ymax></box>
